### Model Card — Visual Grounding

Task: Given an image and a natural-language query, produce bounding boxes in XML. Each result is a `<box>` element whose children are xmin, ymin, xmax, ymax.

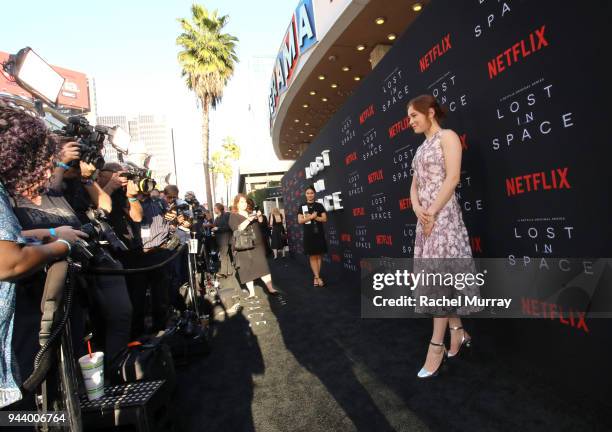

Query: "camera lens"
<box><xmin>139</xmin><ymin>178</ymin><xmax>157</xmax><ymax>193</ymax></box>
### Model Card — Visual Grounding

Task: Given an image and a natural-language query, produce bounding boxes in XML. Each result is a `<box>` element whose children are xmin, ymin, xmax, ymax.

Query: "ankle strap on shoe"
<box><xmin>449</xmin><ymin>326</ymin><xmax>463</xmax><ymax>331</ymax></box>
<box><xmin>429</xmin><ymin>340</ymin><xmax>445</xmax><ymax>347</ymax></box>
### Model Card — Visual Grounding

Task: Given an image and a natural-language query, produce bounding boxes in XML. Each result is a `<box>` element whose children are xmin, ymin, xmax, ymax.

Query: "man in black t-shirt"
<box><xmin>48</xmin><ymin>142</ymin><xmax>132</xmax><ymax>367</ymax></box>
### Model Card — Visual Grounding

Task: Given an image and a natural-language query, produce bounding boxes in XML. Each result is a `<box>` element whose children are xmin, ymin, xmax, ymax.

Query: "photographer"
<box><xmin>48</xmin><ymin>141</ymin><xmax>112</xmax><ymax>223</ymax></box>
<box><xmin>0</xmin><ymin>104</ymin><xmax>86</xmax><ymax>408</ymax></box>
<box><xmin>163</xmin><ymin>185</ymin><xmax>193</xmax><ymax>238</ymax></box>
<box><xmin>47</xmin><ymin>139</ymin><xmax>133</xmax><ymax>370</ymax></box>
<box><xmin>163</xmin><ymin>185</ymin><xmax>192</xmax><ymax>308</ymax></box>
<box><xmin>129</xmin><ymin>188</ymin><xmax>180</xmax><ymax>336</ymax></box>
<box><xmin>96</xmin><ymin>162</ymin><xmax>143</xmax><ymax>249</ymax></box>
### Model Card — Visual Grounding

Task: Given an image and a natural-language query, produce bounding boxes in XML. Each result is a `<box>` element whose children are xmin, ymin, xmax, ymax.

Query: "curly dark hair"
<box><xmin>0</xmin><ymin>101</ymin><xmax>59</xmax><ymax>196</ymax></box>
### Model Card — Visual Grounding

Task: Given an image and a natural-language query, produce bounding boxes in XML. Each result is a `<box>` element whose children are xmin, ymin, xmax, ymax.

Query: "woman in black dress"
<box><xmin>298</xmin><ymin>186</ymin><xmax>328</xmax><ymax>287</ymax></box>
<box><xmin>269</xmin><ymin>207</ymin><xmax>286</xmax><ymax>259</ymax></box>
<box><xmin>228</xmin><ymin>194</ymin><xmax>279</xmax><ymax>298</ymax></box>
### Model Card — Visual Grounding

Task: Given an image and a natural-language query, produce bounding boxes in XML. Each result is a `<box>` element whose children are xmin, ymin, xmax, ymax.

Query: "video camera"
<box><xmin>120</xmin><ymin>161</ymin><xmax>157</xmax><ymax>193</ymax></box>
<box><xmin>60</xmin><ymin>116</ymin><xmax>107</xmax><ymax>169</ymax></box>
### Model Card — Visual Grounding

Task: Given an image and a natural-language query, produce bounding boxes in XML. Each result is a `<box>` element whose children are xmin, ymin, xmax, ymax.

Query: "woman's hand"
<box><xmin>79</xmin><ymin>161</ymin><xmax>97</xmax><ymax>179</ymax></box>
<box><xmin>59</xmin><ymin>141</ymin><xmax>80</xmax><ymax>164</ymax></box>
<box><xmin>105</xmin><ymin>172</ymin><xmax>127</xmax><ymax>192</ymax></box>
<box><xmin>414</xmin><ymin>205</ymin><xmax>433</xmax><ymax>226</ymax></box>
<box><xmin>54</xmin><ymin>226</ymin><xmax>88</xmax><ymax>244</ymax></box>
<box><xmin>126</xmin><ymin>180</ymin><xmax>139</xmax><ymax>198</ymax></box>
<box><xmin>422</xmin><ymin>220</ymin><xmax>435</xmax><ymax>237</ymax></box>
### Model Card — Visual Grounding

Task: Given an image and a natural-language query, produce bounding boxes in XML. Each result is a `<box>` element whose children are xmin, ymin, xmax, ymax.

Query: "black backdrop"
<box><xmin>281</xmin><ymin>0</ymin><xmax>611</xmax><ymax>400</ymax></box>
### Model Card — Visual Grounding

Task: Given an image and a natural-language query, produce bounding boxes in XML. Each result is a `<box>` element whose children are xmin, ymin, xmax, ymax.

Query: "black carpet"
<box><xmin>174</xmin><ymin>257</ymin><xmax>612</xmax><ymax>432</ymax></box>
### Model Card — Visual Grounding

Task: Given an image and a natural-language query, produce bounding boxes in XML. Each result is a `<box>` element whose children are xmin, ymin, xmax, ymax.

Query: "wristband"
<box><xmin>49</xmin><ymin>228</ymin><xmax>57</xmax><ymax>237</ymax></box>
<box><xmin>55</xmin><ymin>161</ymin><xmax>71</xmax><ymax>170</ymax></box>
<box><xmin>56</xmin><ymin>239</ymin><xmax>72</xmax><ymax>254</ymax></box>
<box><xmin>128</xmin><ymin>197</ymin><xmax>139</xmax><ymax>202</ymax></box>
<box><xmin>81</xmin><ymin>178</ymin><xmax>94</xmax><ymax>186</ymax></box>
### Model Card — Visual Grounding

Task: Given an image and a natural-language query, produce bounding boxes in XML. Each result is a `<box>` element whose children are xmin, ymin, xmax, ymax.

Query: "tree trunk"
<box><xmin>201</xmin><ymin>96</ymin><xmax>213</xmax><ymax>211</ymax></box>
<box><xmin>211</xmin><ymin>171</ymin><xmax>217</xmax><ymax>203</ymax></box>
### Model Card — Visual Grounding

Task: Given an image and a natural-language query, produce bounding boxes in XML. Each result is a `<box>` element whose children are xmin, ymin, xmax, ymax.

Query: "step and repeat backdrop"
<box><xmin>281</xmin><ymin>0</ymin><xmax>612</xmax><ymax>398</ymax></box>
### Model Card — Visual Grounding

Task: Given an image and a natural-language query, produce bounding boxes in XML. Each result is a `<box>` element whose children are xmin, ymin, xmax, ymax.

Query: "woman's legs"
<box><xmin>246</xmin><ymin>281</ymin><xmax>256</xmax><ymax>298</ymax></box>
<box><xmin>309</xmin><ymin>255</ymin><xmax>319</xmax><ymax>282</ymax></box>
<box><xmin>261</xmin><ymin>274</ymin><xmax>278</xmax><ymax>294</ymax></box>
<box><xmin>421</xmin><ymin>317</ymin><xmax>448</xmax><ymax>373</ymax></box>
<box><xmin>316</xmin><ymin>255</ymin><xmax>323</xmax><ymax>283</ymax></box>
<box><xmin>448</xmin><ymin>316</ymin><xmax>470</xmax><ymax>355</ymax></box>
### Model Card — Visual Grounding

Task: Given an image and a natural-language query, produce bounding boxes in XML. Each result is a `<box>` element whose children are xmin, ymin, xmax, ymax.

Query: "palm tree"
<box><xmin>176</xmin><ymin>4</ymin><xmax>238</xmax><ymax>210</ymax></box>
<box><xmin>222</xmin><ymin>136</ymin><xmax>240</xmax><ymax>204</ymax></box>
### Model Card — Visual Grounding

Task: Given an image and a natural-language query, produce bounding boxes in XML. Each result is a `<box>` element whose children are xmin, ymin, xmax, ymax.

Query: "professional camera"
<box><xmin>61</xmin><ymin>116</ymin><xmax>106</xmax><ymax>169</ymax></box>
<box><xmin>120</xmin><ymin>161</ymin><xmax>157</xmax><ymax>193</ymax></box>
<box><xmin>175</xmin><ymin>202</ymin><xmax>191</xmax><ymax>218</ymax></box>
<box><xmin>72</xmin><ymin>208</ymin><xmax>128</xmax><ymax>264</ymax></box>
<box><xmin>59</xmin><ymin>116</ymin><xmax>131</xmax><ymax>171</ymax></box>
<box><xmin>184</xmin><ymin>195</ymin><xmax>199</xmax><ymax>207</ymax></box>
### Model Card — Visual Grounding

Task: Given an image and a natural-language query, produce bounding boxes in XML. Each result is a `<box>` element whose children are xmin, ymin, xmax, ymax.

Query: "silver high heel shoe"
<box><xmin>417</xmin><ymin>341</ymin><xmax>447</xmax><ymax>379</ymax></box>
<box><xmin>448</xmin><ymin>326</ymin><xmax>472</xmax><ymax>358</ymax></box>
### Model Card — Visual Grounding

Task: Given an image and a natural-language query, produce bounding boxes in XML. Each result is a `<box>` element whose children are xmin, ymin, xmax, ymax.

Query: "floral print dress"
<box><xmin>0</xmin><ymin>183</ymin><xmax>26</xmax><ymax>407</ymax></box>
<box><xmin>411</xmin><ymin>130</ymin><xmax>482</xmax><ymax>315</ymax></box>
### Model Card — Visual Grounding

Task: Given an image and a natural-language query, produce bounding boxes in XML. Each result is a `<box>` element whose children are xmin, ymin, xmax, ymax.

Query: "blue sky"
<box><xmin>1</xmin><ymin>0</ymin><xmax>293</xmax><ymax>86</ymax></box>
<box><xmin>1</xmin><ymin>0</ymin><xmax>296</xmax><ymax>197</ymax></box>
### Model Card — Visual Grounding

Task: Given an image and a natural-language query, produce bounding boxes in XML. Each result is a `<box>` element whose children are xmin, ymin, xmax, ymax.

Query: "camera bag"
<box><xmin>109</xmin><ymin>336</ymin><xmax>176</xmax><ymax>391</ymax></box>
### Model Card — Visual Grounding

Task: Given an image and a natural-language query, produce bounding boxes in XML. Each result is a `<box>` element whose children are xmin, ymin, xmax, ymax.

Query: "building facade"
<box><xmin>97</xmin><ymin>114</ymin><xmax>175</xmax><ymax>187</ymax></box>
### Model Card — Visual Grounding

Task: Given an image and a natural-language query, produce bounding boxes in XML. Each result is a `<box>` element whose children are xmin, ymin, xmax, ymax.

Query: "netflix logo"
<box><xmin>522</xmin><ymin>298</ymin><xmax>589</xmax><ymax>333</ymax></box>
<box><xmin>419</xmin><ymin>34</ymin><xmax>451</xmax><ymax>72</ymax></box>
<box><xmin>388</xmin><ymin>116</ymin><xmax>411</xmax><ymax>139</ymax></box>
<box><xmin>345</xmin><ymin>152</ymin><xmax>358</xmax><ymax>165</ymax></box>
<box><xmin>470</xmin><ymin>237</ymin><xmax>482</xmax><ymax>253</ymax></box>
<box><xmin>506</xmin><ymin>167</ymin><xmax>570</xmax><ymax>197</ymax></box>
<box><xmin>488</xmin><ymin>25</ymin><xmax>549</xmax><ymax>79</ymax></box>
<box><xmin>376</xmin><ymin>235</ymin><xmax>393</xmax><ymax>246</ymax></box>
<box><xmin>360</xmin><ymin>104</ymin><xmax>375</xmax><ymax>124</ymax></box>
<box><xmin>368</xmin><ymin>169</ymin><xmax>384</xmax><ymax>184</ymax></box>
<box><xmin>399</xmin><ymin>197</ymin><xmax>412</xmax><ymax>211</ymax></box>
<box><xmin>353</xmin><ymin>207</ymin><xmax>366</xmax><ymax>217</ymax></box>
<box><xmin>459</xmin><ymin>133</ymin><xmax>468</xmax><ymax>151</ymax></box>
<box><xmin>341</xmin><ymin>233</ymin><xmax>352</xmax><ymax>242</ymax></box>
<box><xmin>331</xmin><ymin>254</ymin><xmax>341</xmax><ymax>263</ymax></box>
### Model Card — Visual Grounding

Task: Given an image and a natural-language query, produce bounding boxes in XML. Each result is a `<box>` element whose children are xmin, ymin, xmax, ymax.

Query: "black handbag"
<box><xmin>109</xmin><ymin>337</ymin><xmax>176</xmax><ymax>391</ymax></box>
<box><xmin>233</xmin><ymin>225</ymin><xmax>256</xmax><ymax>251</ymax></box>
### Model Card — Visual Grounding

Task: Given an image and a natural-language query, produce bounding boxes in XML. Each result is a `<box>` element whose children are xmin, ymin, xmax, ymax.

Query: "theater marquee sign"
<box><xmin>268</xmin><ymin>0</ymin><xmax>317</xmax><ymax>120</ymax></box>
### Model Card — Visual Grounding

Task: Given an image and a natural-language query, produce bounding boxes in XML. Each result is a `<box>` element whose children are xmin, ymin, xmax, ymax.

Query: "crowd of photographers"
<box><xmin>0</xmin><ymin>101</ymin><xmax>236</xmax><ymax>410</ymax></box>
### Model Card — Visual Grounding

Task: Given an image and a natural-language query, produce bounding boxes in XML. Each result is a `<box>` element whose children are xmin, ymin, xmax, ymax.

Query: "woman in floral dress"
<box><xmin>408</xmin><ymin>95</ymin><xmax>482</xmax><ymax>379</ymax></box>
